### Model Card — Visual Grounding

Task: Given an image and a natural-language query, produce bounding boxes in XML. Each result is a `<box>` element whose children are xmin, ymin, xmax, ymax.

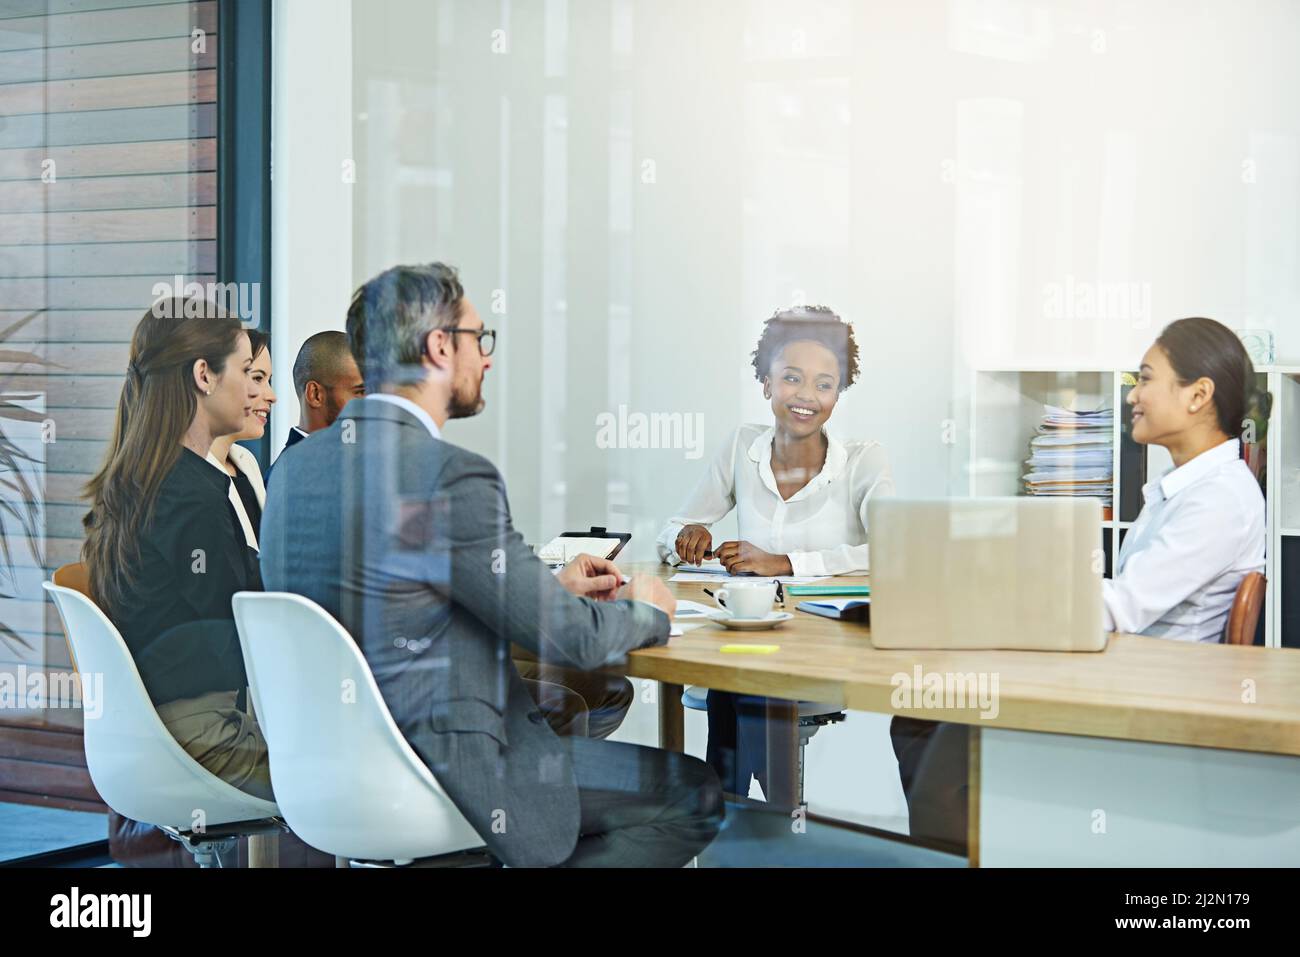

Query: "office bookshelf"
<box><xmin>969</xmin><ymin>365</ymin><xmax>1299</xmax><ymax>649</ymax></box>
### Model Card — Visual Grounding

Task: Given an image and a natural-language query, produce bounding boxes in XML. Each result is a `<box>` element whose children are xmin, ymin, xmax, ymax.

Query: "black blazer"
<box><xmin>108</xmin><ymin>448</ymin><xmax>262</xmax><ymax>705</ymax></box>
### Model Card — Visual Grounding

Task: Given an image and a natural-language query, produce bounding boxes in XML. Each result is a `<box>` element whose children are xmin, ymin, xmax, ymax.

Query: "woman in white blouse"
<box><xmin>1105</xmin><ymin>316</ymin><xmax>1268</xmax><ymax>640</ymax></box>
<box><xmin>656</xmin><ymin>306</ymin><xmax>894</xmax><ymax>799</ymax></box>
<box><xmin>208</xmin><ymin>330</ymin><xmax>276</xmax><ymax>551</ymax></box>
<box><xmin>895</xmin><ymin>316</ymin><xmax>1271</xmax><ymax>855</ymax></box>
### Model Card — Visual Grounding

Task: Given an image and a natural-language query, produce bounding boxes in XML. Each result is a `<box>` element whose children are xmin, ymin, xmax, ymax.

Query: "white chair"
<box><xmin>42</xmin><ymin>579</ymin><xmax>284</xmax><ymax>867</ymax></box>
<box><xmin>230</xmin><ymin>591</ymin><xmax>487</xmax><ymax>867</ymax></box>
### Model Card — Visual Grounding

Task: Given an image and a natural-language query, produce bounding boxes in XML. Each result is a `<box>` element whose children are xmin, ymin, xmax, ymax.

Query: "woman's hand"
<box><xmin>674</xmin><ymin>524</ymin><xmax>713</xmax><ymax>566</ymax></box>
<box><xmin>712</xmin><ymin>541</ymin><xmax>794</xmax><ymax>577</ymax></box>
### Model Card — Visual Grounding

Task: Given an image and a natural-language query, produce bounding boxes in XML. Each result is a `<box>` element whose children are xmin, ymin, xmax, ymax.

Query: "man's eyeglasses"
<box><xmin>447</xmin><ymin>328</ymin><xmax>497</xmax><ymax>357</ymax></box>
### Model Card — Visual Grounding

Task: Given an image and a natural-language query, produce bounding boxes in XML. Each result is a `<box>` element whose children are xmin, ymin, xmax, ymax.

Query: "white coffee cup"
<box><xmin>714</xmin><ymin>580</ymin><xmax>778</xmax><ymax>619</ymax></box>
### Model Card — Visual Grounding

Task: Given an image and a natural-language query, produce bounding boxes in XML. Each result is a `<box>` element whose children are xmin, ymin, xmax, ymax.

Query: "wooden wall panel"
<box><xmin>0</xmin><ymin>242</ymin><xmax>216</xmax><ymax>280</ymax></box>
<box><xmin>0</xmin><ymin>206</ymin><xmax>215</xmax><ymax>243</ymax></box>
<box><xmin>42</xmin><ymin>407</ymin><xmax>118</xmax><ymax>444</ymax></box>
<box><xmin>0</xmin><ymin>34</ymin><xmax>218</xmax><ymax>84</ymax></box>
<box><xmin>0</xmin><ymin>1</ymin><xmax>216</xmax><ymax>52</ymax></box>
<box><xmin>1</xmin><ymin>103</ymin><xmax>217</xmax><ymax>149</ymax></box>
<box><xmin>0</xmin><ymin>274</ymin><xmax>215</xmax><ymax>309</ymax></box>
<box><xmin>0</xmin><ymin>172</ymin><xmax>217</xmax><ymax>213</ymax></box>
<box><xmin>0</xmin><ymin>0</ymin><xmax>176</xmax><ymax>19</ymax></box>
<box><xmin>0</xmin><ymin>137</ymin><xmax>216</xmax><ymax>180</ymax></box>
<box><xmin>1</xmin><ymin>375</ymin><xmax>125</xmax><ymax>407</ymax></box>
<box><xmin>0</xmin><ymin>67</ymin><xmax>216</xmax><ymax>115</ymax></box>
<box><xmin>0</xmin><ymin>4</ymin><xmax>220</xmax><ymax>823</ymax></box>
<box><xmin>0</xmin><ymin>757</ymin><xmax>98</xmax><ymax>803</ymax></box>
<box><xmin>0</xmin><ymin>726</ymin><xmax>87</xmax><ymax>766</ymax></box>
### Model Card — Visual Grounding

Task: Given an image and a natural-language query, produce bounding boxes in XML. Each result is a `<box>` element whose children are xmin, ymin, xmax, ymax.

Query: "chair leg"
<box><xmin>189</xmin><ymin>844</ymin><xmax>219</xmax><ymax>868</ymax></box>
<box><xmin>248</xmin><ymin>833</ymin><xmax>279</xmax><ymax>868</ymax></box>
<box><xmin>160</xmin><ymin>822</ymin><xmax>285</xmax><ymax>868</ymax></box>
<box><xmin>797</xmin><ymin>739</ymin><xmax>807</xmax><ymax>807</ymax></box>
<box><xmin>165</xmin><ymin>832</ymin><xmax>238</xmax><ymax>868</ymax></box>
<box><xmin>763</xmin><ymin>699</ymin><xmax>800</xmax><ymax>808</ymax></box>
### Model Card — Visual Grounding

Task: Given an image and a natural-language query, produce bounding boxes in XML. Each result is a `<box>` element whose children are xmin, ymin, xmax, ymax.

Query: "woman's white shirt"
<box><xmin>206</xmin><ymin>443</ymin><xmax>265</xmax><ymax>552</ymax></box>
<box><xmin>656</xmin><ymin>424</ymin><xmax>895</xmax><ymax>577</ymax></box>
<box><xmin>1103</xmin><ymin>438</ymin><xmax>1265</xmax><ymax>642</ymax></box>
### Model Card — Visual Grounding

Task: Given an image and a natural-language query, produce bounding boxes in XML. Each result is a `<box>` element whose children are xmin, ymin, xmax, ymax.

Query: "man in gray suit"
<box><xmin>274</xmin><ymin>331</ymin><xmax>635</xmax><ymax>739</ymax></box>
<box><xmin>260</xmin><ymin>262</ymin><xmax>722</xmax><ymax>867</ymax></box>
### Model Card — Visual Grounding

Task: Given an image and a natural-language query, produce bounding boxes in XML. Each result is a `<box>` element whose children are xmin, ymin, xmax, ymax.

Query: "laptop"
<box><xmin>867</xmin><ymin>497</ymin><xmax>1107</xmax><ymax>652</ymax></box>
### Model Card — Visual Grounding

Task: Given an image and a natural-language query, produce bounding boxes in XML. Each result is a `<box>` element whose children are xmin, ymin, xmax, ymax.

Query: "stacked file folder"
<box><xmin>1021</xmin><ymin>405</ymin><xmax>1113</xmax><ymax>508</ymax></box>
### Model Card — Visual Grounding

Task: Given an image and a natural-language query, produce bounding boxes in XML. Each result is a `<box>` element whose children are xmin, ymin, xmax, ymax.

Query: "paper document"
<box><xmin>673</xmin><ymin>561</ymin><xmax>730</xmax><ymax>575</ymax></box>
<box><xmin>538</xmin><ymin>536</ymin><xmax>621</xmax><ymax>563</ymax></box>
<box><xmin>669</xmin><ymin>572</ymin><xmax>829</xmax><ymax>585</ymax></box>
<box><xmin>672</xmin><ymin>599</ymin><xmax>716</xmax><ymax>619</ymax></box>
<box><xmin>670</xmin><ymin>559</ymin><xmax>828</xmax><ymax>585</ymax></box>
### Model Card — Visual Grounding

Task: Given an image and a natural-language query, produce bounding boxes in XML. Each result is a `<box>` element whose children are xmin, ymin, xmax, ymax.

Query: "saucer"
<box><xmin>707</xmin><ymin>610</ymin><xmax>794</xmax><ymax>631</ymax></box>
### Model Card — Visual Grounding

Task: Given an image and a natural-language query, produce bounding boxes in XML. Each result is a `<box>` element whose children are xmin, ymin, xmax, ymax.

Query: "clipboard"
<box><xmin>538</xmin><ymin>526</ymin><xmax>631</xmax><ymax>565</ymax></box>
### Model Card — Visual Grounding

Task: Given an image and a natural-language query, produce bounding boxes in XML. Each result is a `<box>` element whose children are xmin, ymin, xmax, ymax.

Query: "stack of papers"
<box><xmin>1021</xmin><ymin>405</ymin><xmax>1113</xmax><ymax>506</ymax></box>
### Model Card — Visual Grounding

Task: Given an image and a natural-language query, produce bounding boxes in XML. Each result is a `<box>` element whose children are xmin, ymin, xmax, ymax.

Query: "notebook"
<box><xmin>797</xmin><ymin>597</ymin><xmax>870</xmax><ymax>622</ymax></box>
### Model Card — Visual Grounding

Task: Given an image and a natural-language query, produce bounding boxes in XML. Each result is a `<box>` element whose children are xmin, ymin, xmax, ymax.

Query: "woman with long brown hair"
<box><xmin>82</xmin><ymin>299</ymin><xmax>271</xmax><ymax>798</ymax></box>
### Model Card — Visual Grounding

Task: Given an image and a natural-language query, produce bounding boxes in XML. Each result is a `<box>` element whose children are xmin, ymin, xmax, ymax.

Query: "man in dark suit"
<box><xmin>268</xmin><ymin>331</ymin><xmax>366</xmax><ymax>475</ymax></box>
<box><xmin>260</xmin><ymin>263</ymin><xmax>722</xmax><ymax>867</ymax></box>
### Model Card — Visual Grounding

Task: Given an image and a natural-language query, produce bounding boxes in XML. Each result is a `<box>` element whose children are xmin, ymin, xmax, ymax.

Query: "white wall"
<box><xmin>269</xmin><ymin>0</ymin><xmax>354</xmax><ymax>455</ymax></box>
<box><xmin>276</xmin><ymin>0</ymin><xmax>1300</xmax><ymax>830</ymax></box>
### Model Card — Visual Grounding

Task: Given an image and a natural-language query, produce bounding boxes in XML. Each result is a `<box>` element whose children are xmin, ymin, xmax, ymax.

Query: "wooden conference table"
<box><xmin>619</xmin><ymin>562</ymin><xmax>1300</xmax><ymax>866</ymax></box>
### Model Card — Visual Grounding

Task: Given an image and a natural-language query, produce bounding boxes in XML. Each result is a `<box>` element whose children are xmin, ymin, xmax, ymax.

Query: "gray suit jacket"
<box><xmin>259</xmin><ymin>398</ymin><xmax>669</xmax><ymax>866</ymax></box>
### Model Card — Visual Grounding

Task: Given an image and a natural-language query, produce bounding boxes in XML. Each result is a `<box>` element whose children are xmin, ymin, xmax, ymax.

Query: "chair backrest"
<box><xmin>1224</xmin><ymin>572</ymin><xmax>1267</xmax><ymax>646</ymax></box>
<box><xmin>52</xmin><ymin>561</ymin><xmax>90</xmax><ymax>597</ymax></box>
<box><xmin>231</xmin><ymin>592</ymin><xmax>482</xmax><ymax>861</ymax></box>
<box><xmin>42</xmin><ymin>581</ymin><xmax>279</xmax><ymax>828</ymax></box>
<box><xmin>51</xmin><ymin>562</ymin><xmax>90</xmax><ymax>673</ymax></box>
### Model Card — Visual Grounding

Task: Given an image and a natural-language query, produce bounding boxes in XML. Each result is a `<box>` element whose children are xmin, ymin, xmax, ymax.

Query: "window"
<box><xmin>0</xmin><ymin>0</ymin><xmax>267</xmax><ymax>864</ymax></box>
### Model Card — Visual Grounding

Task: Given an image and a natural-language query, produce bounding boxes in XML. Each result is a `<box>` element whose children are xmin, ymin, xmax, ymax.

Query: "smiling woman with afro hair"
<box><xmin>655</xmin><ymin>303</ymin><xmax>894</xmax><ymax>802</ymax></box>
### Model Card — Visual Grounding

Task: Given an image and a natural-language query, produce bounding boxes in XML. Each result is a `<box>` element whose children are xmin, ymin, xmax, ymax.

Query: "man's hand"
<box><xmin>619</xmin><ymin>574</ymin><xmax>677</xmax><ymax>620</ymax></box>
<box><xmin>712</xmin><ymin>540</ymin><xmax>794</xmax><ymax>577</ymax></box>
<box><xmin>555</xmin><ymin>554</ymin><xmax>622</xmax><ymax>601</ymax></box>
<box><xmin>674</xmin><ymin>524</ymin><xmax>713</xmax><ymax>566</ymax></box>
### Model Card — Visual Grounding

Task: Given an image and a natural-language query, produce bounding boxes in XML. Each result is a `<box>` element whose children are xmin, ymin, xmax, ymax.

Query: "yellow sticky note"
<box><xmin>720</xmin><ymin>644</ymin><xmax>780</xmax><ymax>654</ymax></box>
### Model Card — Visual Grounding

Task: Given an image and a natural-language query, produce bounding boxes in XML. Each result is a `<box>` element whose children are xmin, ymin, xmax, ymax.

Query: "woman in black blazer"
<box><xmin>82</xmin><ymin>299</ymin><xmax>271</xmax><ymax>798</ymax></box>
